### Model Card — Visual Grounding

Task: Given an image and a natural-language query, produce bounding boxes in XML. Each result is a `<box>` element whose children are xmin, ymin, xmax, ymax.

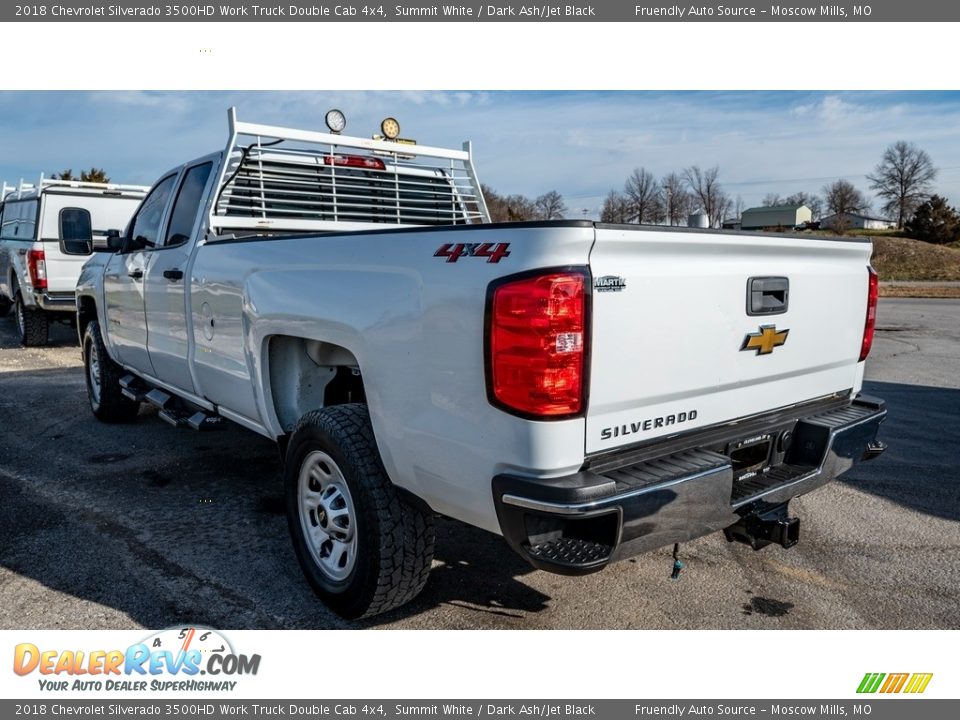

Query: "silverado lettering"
<box><xmin>600</xmin><ymin>410</ymin><xmax>699</xmax><ymax>440</ymax></box>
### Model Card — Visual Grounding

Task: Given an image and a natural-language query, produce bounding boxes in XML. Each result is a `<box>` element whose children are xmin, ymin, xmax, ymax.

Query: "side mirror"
<box><xmin>63</xmin><ymin>238</ymin><xmax>94</xmax><ymax>255</ymax></box>
<box><xmin>105</xmin><ymin>229</ymin><xmax>124</xmax><ymax>252</ymax></box>
<box><xmin>60</xmin><ymin>207</ymin><xmax>94</xmax><ymax>256</ymax></box>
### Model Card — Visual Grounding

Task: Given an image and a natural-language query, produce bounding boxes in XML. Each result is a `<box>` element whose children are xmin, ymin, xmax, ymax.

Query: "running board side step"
<box><xmin>120</xmin><ymin>375</ymin><xmax>226</xmax><ymax>432</ymax></box>
<box><xmin>158</xmin><ymin>407</ymin><xmax>228</xmax><ymax>431</ymax></box>
<box><xmin>119</xmin><ymin>374</ymin><xmax>148</xmax><ymax>402</ymax></box>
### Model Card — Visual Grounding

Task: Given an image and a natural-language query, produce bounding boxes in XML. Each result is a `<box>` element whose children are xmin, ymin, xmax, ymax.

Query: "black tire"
<box><xmin>15</xmin><ymin>292</ymin><xmax>48</xmax><ymax>347</ymax></box>
<box><xmin>0</xmin><ymin>296</ymin><xmax>10</xmax><ymax>318</ymax></box>
<box><xmin>285</xmin><ymin>404</ymin><xmax>435</xmax><ymax>619</ymax></box>
<box><xmin>83</xmin><ymin>320</ymin><xmax>140</xmax><ymax>423</ymax></box>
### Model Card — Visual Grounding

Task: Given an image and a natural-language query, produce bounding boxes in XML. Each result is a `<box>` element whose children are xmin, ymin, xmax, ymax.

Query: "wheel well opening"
<box><xmin>77</xmin><ymin>297</ymin><xmax>97</xmax><ymax>338</ymax></box>
<box><xmin>268</xmin><ymin>336</ymin><xmax>365</xmax><ymax>433</ymax></box>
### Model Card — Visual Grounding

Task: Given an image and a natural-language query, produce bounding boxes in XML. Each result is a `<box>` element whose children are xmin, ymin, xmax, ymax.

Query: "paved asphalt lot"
<box><xmin>0</xmin><ymin>299</ymin><xmax>957</xmax><ymax>630</ymax></box>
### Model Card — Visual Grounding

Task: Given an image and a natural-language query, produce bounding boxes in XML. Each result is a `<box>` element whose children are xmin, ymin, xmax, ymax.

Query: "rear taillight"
<box><xmin>27</xmin><ymin>249</ymin><xmax>47</xmax><ymax>291</ymax></box>
<box><xmin>859</xmin><ymin>266</ymin><xmax>879</xmax><ymax>362</ymax></box>
<box><xmin>487</xmin><ymin>269</ymin><xmax>589</xmax><ymax>418</ymax></box>
<box><xmin>323</xmin><ymin>154</ymin><xmax>386</xmax><ymax>170</ymax></box>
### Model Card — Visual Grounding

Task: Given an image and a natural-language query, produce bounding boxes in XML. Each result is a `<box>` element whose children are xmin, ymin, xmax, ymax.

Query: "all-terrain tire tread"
<box><xmin>84</xmin><ymin>321</ymin><xmax>140</xmax><ymax>423</ymax></box>
<box><xmin>291</xmin><ymin>404</ymin><xmax>434</xmax><ymax>619</ymax></box>
<box><xmin>17</xmin><ymin>293</ymin><xmax>49</xmax><ymax>346</ymax></box>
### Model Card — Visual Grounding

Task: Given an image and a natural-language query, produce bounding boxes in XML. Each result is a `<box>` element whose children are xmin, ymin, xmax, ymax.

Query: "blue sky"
<box><xmin>1</xmin><ymin>91</ymin><xmax>958</xmax><ymax>217</ymax></box>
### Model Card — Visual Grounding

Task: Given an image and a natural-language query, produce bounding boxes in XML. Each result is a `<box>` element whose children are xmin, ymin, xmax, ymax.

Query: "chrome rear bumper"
<box><xmin>493</xmin><ymin>395</ymin><xmax>887</xmax><ymax>575</ymax></box>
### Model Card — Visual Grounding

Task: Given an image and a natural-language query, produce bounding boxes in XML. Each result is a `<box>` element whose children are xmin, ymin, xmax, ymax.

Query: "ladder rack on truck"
<box><xmin>1</xmin><ymin>176</ymin><xmax>150</xmax><ymax>201</ymax></box>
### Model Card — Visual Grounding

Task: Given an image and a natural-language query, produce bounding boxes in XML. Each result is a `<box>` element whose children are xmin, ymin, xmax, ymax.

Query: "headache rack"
<box><xmin>209</xmin><ymin>107</ymin><xmax>490</xmax><ymax>237</ymax></box>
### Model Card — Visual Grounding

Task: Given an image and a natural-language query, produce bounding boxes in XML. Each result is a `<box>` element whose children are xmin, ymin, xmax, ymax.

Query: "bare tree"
<box><xmin>482</xmin><ymin>184</ymin><xmax>536</xmax><ymax>222</ymax></box>
<box><xmin>713</xmin><ymin>191</ymin><xmax>733</xmax><ymax>229</ymax></box>
<box><xmin>482</xmin><ymin>184</ymin><xmax>509</xmax><ymax>222</ymax></box>
<box><xmin>534</xmin><ymin>190</ymin><xmax>567</xmax><ymax>220</ymax></box>
<box><xmin>600</xmin><ymin>190</ymin><xmax>631</xmax><ymax>224</ymax></box>
<box><xmin>623</xmin><ymin>167</ymin><xmax>664</xmax><ymax>224</ymax></box>
<box><xmin>661</xmin><ymin>172</ymin><xmax>693</xmax><ymax>226</ymax></box>
<box><xmin>761</xmin><ymin>193</ymin><xmax>783</xmax><ymax>207</ymax></box>
<box><xmin>734</xmin><ymin>195</ymin><xmax>744</xmax><ymax>220</ymax></box>
<box><xmin>867</xmin><ymin>141</ymin><xmax>937</xmax><ymax>229</ymax></box>
<box><xmin>504</xmin><ymin>194</ymin><xmax>536</xmax><ymax>221</ymax></box>
<box><xmin>682</xmin><ymin>165</ymin><xmax>724</xmax><ymax>227</ymax></box>
<box><xmin>823</xmin><ymin>179</ymin><xmax>869</xmax><ymax>235</ymax></box>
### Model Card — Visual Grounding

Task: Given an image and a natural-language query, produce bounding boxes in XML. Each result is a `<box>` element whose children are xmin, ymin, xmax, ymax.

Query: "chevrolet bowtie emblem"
<box><xmin>741</xmin><ymin>325</ymin><xmax>789</xmax><ymax>355</ymax></box>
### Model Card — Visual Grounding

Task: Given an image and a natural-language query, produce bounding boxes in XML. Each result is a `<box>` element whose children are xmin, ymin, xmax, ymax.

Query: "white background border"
<box><xmin>1</xmin><ymin>18</ymin><xmax>956</xmax><ymax>702</ymax></box>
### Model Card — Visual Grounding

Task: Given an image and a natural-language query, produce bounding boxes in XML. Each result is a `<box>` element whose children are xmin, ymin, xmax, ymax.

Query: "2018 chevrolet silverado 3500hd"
<box><xmin>76</xmin><ymin>109</ymin><xmax>887</xmax><ymax>618</ymax></box>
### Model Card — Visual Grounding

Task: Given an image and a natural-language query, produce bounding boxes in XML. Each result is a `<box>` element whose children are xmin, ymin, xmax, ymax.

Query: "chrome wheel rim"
<box><xmin>298</xmin><ymin>450</ymin><xmax>357</xmax><ymax>582</ymax></box>
<box><xmin>87</xmin><ymin>339</ymin><xmax>102</xmax><ymax>405</ymax></box>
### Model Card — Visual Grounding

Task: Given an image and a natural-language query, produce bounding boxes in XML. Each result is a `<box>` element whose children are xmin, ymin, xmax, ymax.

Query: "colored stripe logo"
<box><xmin>857</xmin><ymin>673</ymin><xmax>933</xmax><ymax>694</ymax></box>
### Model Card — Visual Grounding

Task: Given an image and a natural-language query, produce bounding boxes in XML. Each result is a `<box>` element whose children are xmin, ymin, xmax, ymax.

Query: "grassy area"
<box><xmin>868</xmin><ymin>235</ymin><xmax>960</xmax><ymax>281</ymax></box>
<box><xmin>880</xmin><ymin>285</ymin><xmax>960</xmax><ymax>299</ymax></box>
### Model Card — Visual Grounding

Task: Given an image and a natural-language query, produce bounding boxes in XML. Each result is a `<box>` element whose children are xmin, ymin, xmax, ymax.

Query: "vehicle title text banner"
<box><xmin>3</xmin><ymin>0</ymin><xmax>959</xmax><ymax>22</ymax></box>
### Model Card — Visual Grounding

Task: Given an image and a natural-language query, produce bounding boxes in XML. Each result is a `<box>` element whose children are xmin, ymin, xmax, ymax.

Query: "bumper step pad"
<box><xmin>526</xmin><ymin>537</ymin><xmax>613</xmax><ymax>567</ymax></box>
<box><xmin>731</xmin><ymin>463</ymin><xmax>814</xmax><ymax>503</ymax></box>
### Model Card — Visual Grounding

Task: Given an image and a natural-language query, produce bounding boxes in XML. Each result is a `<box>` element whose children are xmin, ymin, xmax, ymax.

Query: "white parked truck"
<box><xmin>0</xmin><ymin>178</ymin><xmax>148</xmax><ymax>345</ymax></box>
<box><xmin>76</xmin><ymin>109</ymin><xmax>887</xmax><ymax>618</ymax></box>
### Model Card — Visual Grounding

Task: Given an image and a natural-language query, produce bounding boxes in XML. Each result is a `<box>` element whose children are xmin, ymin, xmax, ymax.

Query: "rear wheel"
<box><xmin>15</xmin><ymin>292</ymin><xmax>48</xmax><ymax>347</ymax></box>
<box><xmin>285</xmin><ymin>404</ymin><xmax>435</xmax><ymax>619</ymax></box>
<box><xmin>83</xmin><ymin>320</ymin><xmax>140</xmax><ymax>423</ymax></box>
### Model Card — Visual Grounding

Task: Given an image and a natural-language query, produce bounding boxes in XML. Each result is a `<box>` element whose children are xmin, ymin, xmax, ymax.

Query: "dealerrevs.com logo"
<box><xmin>13</xmin><ymin>627</ymin><xmax>260</xmax><ymax>693</ymax></box>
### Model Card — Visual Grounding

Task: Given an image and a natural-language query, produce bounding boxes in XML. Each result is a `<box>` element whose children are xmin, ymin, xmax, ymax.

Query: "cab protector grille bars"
<box><xmin>208</xmin><ymin>107</ymin><xmax>490</xmax><ymax>236</ymax></box>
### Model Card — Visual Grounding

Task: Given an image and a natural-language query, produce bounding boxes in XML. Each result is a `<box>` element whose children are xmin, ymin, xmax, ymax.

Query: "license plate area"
<box><xmin>727</xmin><ymin>434</ymin><xmax>773</xmax><ymax>480</ymax></box>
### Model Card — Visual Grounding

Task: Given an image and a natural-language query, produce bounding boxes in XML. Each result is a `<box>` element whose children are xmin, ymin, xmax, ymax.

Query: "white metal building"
<box><xmin>740</xmin><ymin>204</ymin><xmax>812</xmax><ymax>230</ymax></box>
<box><xmin>820</xmin><ymin>213</ymin><xmax>896</xmax><ymax>231</ymax></box>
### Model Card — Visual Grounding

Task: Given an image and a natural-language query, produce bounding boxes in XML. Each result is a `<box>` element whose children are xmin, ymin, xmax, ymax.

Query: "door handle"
<box><xmin>163</xmin><ymin>269</ymin><xmax>184</xmax><ymax>281</ymax></box>
<box><xmin>128</xmin><ymin>268</ymin><xmax>143</xmax><ymax>280</ymax></box>
<box><xmin>747</xmin><ymin>276</ymin><xmax>789</xmax><ymax>316</ymax></box>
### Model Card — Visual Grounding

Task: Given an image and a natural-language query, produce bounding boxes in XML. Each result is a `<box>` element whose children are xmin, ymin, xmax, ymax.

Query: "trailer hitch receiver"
<box><xmin>724</xmin><ymin>502</ymin><xmax>799</xmax><ymax>550</ymax></box>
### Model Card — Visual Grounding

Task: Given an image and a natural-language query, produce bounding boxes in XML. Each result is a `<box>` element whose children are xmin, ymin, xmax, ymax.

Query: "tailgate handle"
<box><xmin>747</xmin><ymin>277</ymin><xmax>789</xmax><ymax>316</ymax></box>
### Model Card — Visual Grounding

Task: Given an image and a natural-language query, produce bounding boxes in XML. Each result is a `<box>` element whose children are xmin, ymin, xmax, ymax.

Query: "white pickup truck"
<box><xmin>0</xmin><ymin>179</ymin><xmax>148</xmax><ymax>345</ymax></box>
<box><xmin>76</xmin><ymin>109</ymin><xmax>887</xmax><ymax>619</ymax></box>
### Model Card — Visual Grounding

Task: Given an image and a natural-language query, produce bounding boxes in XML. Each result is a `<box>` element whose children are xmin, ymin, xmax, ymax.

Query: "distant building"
<box><xmin>721</xmin><ymin>218</ymin><xmax>741</xmax><ymax>230</ymax></box>
<box><xmin>740</xmin><ymin>204</ymin><xmax>812</xmax><ymax>230</ymax></box>
<box><xmin>820</xmin><ymin>213</ymin><xmax>896</xmax><ymax>231</ymax></box>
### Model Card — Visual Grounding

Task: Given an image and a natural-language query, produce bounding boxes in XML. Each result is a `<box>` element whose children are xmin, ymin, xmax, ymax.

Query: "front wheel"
<box><xmin>15</xmin><ymin>292</ymin><xmax>48</xmax><ymax>346</ymax></box>
<box><xmin>285</xmin><ymin>404</ymin><xmax>435</xmax><ymax>619</ymax></box>
<box><xmin>83</xmin><ymin>320</ymin><xmax>140</xmax><ymax>423</ymax></box>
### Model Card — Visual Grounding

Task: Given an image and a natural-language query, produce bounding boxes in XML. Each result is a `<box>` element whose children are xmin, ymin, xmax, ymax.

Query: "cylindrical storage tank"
<box><xmin>688</xmin><ymin>213</ymin><xmax>709</xmax><ymax>228</ymax></box>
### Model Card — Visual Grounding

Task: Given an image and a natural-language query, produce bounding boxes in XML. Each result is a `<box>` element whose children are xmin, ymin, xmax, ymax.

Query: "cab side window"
<box><xmin>164</xmin><ymin>162</ymin><xmax>213</xmax><ymax>248</ymax></box>
<box><xmin>130</xmin><ymin>174</ymin><xmax>176</xmax><ymax>249</ymax></box>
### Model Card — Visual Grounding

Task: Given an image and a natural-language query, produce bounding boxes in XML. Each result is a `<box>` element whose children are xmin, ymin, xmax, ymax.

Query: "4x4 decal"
<box><xmin>434</xmin><ymin>242</ymin><xmax>511</xmax><ymax>263</ymax></box>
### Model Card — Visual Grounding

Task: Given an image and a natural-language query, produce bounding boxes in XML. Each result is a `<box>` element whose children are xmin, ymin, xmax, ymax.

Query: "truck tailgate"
<box><xmin>586</xmin><ymin>226</ymin><xmax>872</xmax><ymax>455</ymax></box>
